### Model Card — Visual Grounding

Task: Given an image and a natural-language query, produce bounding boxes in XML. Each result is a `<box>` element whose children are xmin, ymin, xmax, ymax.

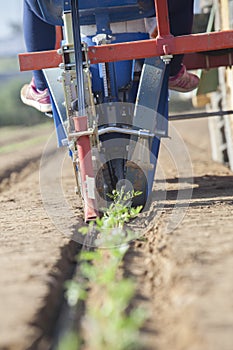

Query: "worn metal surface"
<box><xmin>132</xmin><ymin>57</ymin><xmax>166</xmax><ymax>133</ymax></box>
<box><xmin>43</xmin><ymin>68</ymin><xmax>67</xmax><ymax>147</ymax></box>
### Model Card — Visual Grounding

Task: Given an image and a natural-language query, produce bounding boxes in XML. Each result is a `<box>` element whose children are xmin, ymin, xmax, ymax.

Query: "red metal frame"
<box><xmin>73</xmin><ymin>116</ymin><xmax>98</xmax><ymax>221</ymax></box>
<box><xmin>87</xmin><ymin>31</ymin><xmax>233</xmax><ymax>63</ymax></box>
<box><xmin>18</xmin><ymin>0</ymin><xmax>233</xmax><ymax>71</ymax></box>
<box><xmin>154</xmin><ymin>0</ymin><xmax>171</xmax><ymax>38</ymax></box>
<box><xmin>55</xmin><ymin>26</ymin><xmax>63</xmax><ymax>49</ymax></box>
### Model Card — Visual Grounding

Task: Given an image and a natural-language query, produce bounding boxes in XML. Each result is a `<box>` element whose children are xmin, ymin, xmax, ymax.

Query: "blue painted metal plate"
<box><xmin>43</xmin><ymin>68</ymin><xmax>67</xmax><ymax>147</ymax></box>
<box><xmin>33</xmin><ymin>0</ymin><xmax>155</xmax><ymax>26</ymax></box>
<box><xmin>79</xmin><ymin>0</ymin><xmax>155</xmax><ymax>25</ymax></box>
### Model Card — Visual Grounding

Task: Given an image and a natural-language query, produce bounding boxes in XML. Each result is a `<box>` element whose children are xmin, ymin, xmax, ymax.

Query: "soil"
<box><xmin>125</xmin><ymin>117</ymin><xmax>233</xmax><ymax>350</ymax></box>
<box><xmin>0</xmin><ymin>116</ymin><xmax>233</xmax><ymax>350</ymax></box>
<box><xmin>0</xmin><ymin>125</ymin><xmax>83</xmax><ymax>350</ymax></box>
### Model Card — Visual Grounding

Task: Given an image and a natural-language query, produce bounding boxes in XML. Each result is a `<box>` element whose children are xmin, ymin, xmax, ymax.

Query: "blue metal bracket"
<box><xmin>43</xmin><ymin>68</ymin><xmax>67</xmax><ymax>147</ymax></box>
<box><xmin>63</xmin><ymin>0</ymin><xmax>71</xmax><ymax>12</ymax></box>
<box><xmin>126</xmin><ymin>57</ymin><xmax>169</xmax><ymax>200</ymax></box>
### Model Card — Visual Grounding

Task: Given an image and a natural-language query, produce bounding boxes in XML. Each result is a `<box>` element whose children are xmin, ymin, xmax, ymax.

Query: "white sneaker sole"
<box><xmin>21</xmin><ymin>92</ymin><xmax>52</xmax><ymax>113</ymax></box>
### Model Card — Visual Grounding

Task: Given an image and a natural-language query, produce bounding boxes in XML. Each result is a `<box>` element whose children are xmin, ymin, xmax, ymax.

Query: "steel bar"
<box><xmin>87</xmin><ymin>31</ymin><xmax>233</xmax><ymax>63</ymax></box>
<box><xmin>18</xmin><ymin>49</ymin><xmax>233</xmax><ymax>72</ymax></box>
<box><xmin>169</xmin><ymin>110</ymin><xmax>233</xmax><ymax>121</ymax></box>
<box><xmin>18</xmin><ymin>30</ymin><xmax>233</xmax><ymax>72</ymax></box>
<box><xmin>154</xmin><ymin>0</ymin><xmax>171</xmax><ymax>38</ymax></box>
<box><xmin>69</xmin><ymin>127</ymin><xmax>166</xmax><ymax>139</ymax></box>
<box><xmin>73</xmin><ymin>116</ymin><xmax>98</xmax><ymax>221</ymax></box>
<box><xmin>19</xmin><ymin>50</ymin><xmax>62</xmax><ymax>71</ymax></box>
<box><xmin>98</xmin><ymin>126</ymin><xmax>165</xmax><ymax>137</ymax></box>
<box><xmin>55</xmin><ymin>27</ymin><xmax>63</xmax><ymax>49</ymax></box>
<box><xmin>69</xmin><ymin>129</ymin><xmax>94</xmax><ymax>138</ymax></box>
<box><xmin>184</xmin><ymin>51</ymin><xmax>233</xmax><ymax>70</ymax></box>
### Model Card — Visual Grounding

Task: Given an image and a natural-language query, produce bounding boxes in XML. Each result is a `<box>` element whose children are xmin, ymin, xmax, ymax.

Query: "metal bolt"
<box><xmin>160</xmin><ymin>54</ymin><xmax>173</xmax><ymax>64</ymax></box>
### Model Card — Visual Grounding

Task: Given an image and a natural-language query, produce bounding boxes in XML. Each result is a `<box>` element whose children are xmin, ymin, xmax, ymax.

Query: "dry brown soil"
<box><xmin>126</xmin><ymin>117</ymin><xmax>233</xmax><ymax>350</ymax></box>
<box><xmin>0</xmin><ymin>116</ymin><xmax>233</xmax><ymax>350</ymax></box>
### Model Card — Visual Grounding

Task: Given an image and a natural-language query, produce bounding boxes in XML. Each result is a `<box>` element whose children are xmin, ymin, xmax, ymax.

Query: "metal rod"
<box><xmin>69</xmin><ymin>127</ymin><xmax>166</xmax><ymax>139</ymax></box>
<box><xmin>19</xmin><ymin>30</ymin><xmax>233</xmax><ymax>70</ymax></box>
<box><xmin>71</xmin><ymin>0</ymin><xmax>86</xmax><ymax>115</ymax></box>
<box><xmin>154</xmin><ymin>0</ymin><xmax>171</xmax><ymax>37</ymax></box>
<box><xmin>87</xmin><ymin>31</ymin><xmax>233</xmax><ymax>64</ymax></box>
<box><xmin>69</xmin><ymin>129</ymin><xmax>94</xmax><ymax>138</ymax></box>
<box><xmin>98</xmin><ymin>127</ymin><xmax>158</xmax><ymax>137</ymax></box>
<box><xmin>169</xmin><ymin>110</ymin><xmax>233</xmax><ymax>121</ymax></box>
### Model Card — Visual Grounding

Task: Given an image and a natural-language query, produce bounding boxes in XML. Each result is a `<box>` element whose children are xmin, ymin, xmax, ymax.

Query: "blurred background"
<box><xmin>0</xmin><ymin>0</ymin><xmax>46</xmax><ymax>127</ymax></box>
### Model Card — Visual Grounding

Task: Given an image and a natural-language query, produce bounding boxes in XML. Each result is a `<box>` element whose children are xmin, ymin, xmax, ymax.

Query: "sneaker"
<box><xmin>20</xmin><ymin>79</ymin><xmax>52</xmax><ymax>113</ymax></box>
<box><xmin>169</xmin><ymin>64</ymin><xmax>199</xmax><ymax>93</ymax></box>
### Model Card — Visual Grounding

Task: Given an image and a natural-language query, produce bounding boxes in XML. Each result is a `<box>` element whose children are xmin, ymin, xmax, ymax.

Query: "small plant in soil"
<box><xmin>61</xmin><ymin>189</ymin><xmax>146</xmax><ymax>350</ymax></box>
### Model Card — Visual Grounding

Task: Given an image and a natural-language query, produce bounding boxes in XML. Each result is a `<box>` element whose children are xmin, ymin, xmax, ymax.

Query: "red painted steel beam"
<box><xmin>184</xmin><ymin>52</ymin><xmax>233</xmax><ymax>70</ymax></box>
<box><xmin>18</xmin><ymin>50</ymin><xmax>62</xmax><ymax>71</ymax></box>
<box><xmin>18</xmin><ymin>30</ymin><xmax>233</xmax><ymax>71</ymax></box>
<box><xmin>18</xmin><ymin>49</ymin><xmax>233</xmax><ymax>72</ymax></box>
<box><xmin>73</xmin><ymin>116</ymin><xmax>98</xmax><ymax>221</ymax></box>
<box><xmin>55</xmin><ymin>26</ymin><xmax>63</xmax><ymax>49</ymax></box>
<box><xmin>88</xmin><ymin>31</ymin><xmax>233</xmax><ymax>63</ymax></box>
<box><xmin>154</xmin><ymin>0</ymin><xmax>171</xmax><ymax>38</ymax></box>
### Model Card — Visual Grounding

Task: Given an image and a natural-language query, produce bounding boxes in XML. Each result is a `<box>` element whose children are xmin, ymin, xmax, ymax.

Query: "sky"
<box><xmin>0</xmin><ymin>1</ymin><xmax>23</xmax><ymax>39</ymax></box>
<box><xmin>195</xmin><ymin>0</ymin><xmax>200</xmax><ymax>13</ymax></box>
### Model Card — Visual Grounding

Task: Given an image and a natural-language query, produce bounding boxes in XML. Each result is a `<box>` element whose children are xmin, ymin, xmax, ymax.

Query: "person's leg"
<box><xmin>147</xmin><ymin>0</ymin><xmax>199</xmax><ymax>92</ymax></box>
<box><xmin>23</xmin><ymin>0</ymin><xmax>56</xmax><ymax>90</ymax></box>
<box><xmin>21</xmin><ymin>0</ymin><xmax>56</xmax><ymax>112</ymax></box>
<box><xmin>168</xmin><ymin>0</ymin><xmax>194</xmax><ymax>76</ymax></box>
<box><xmin>166</xmin><ymin>0</ymin><xmax>199</xmax><ymax>92</ymax></box>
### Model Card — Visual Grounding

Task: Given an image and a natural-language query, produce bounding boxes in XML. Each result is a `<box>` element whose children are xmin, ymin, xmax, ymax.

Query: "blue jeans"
<box><xmin>168</xmin><ymin>0</ymin><xmax>194</xmax><ymax>75</ymax></box>
<box><xmin>23</xmin><ymin>0</ymin><xmax>194</xmax><ymax>89</ymax></box>
<box><xmin>24</xmin><ymin>0</ymin><xmax>56</xmax><ymax>90</ymax></box>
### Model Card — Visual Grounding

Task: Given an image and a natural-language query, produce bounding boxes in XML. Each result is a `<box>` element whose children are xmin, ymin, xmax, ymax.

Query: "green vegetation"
<box><xmin>0</xmin><ymin>77</ymin><xmax>48</xmax><ymax>126</ymax></box>
<box><xmin>61</xmin><ymin>190</ymin><xmax>145</xmax><ymax>350</ymax></box>
<box><xmin>0</xmin><ymin>134</ymin><xmax>48</xmax><ymax>154</ymax></box>
<box><xmin>0</xmin><ymin>57</ymin><xmax>48</xmax><ymax>126</ymax></box>
<box><xmin>0</xmin><ymin>57</ymin><xmax>19</xmax><ymax>74</ymax></box>
<box><xmin>57</xmin><ymin>332</ymin><xmax>81</xmax><ymax>350</ymax></box>
<box><xmin>0</xmin><ymin>123</ymin><xmax>50</xmax><ymax>140</ymax></box>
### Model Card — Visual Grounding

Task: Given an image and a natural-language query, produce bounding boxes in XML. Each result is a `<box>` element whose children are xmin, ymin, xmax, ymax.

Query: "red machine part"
<box><xmin>19</xmin><ymin>46</ymin><xmax>233</xmax><ymax>71</ymax></box>
<box><xmin>18</xmin><ymin>0</ymin><xmax>233</xmax><ymax>72</ymax></box>
<box><xmin>73</xmin><ymin>116</ymin><xmax>98</xmax><ymax>221</ymax></box>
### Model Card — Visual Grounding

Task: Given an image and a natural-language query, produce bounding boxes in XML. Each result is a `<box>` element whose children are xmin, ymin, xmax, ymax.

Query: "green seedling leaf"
<box><xmin>70</xmin><ymin>189</ymin><xmax>147</xmax><ymax>349</ymax></box>
<box><xmin>78</xmin><ymin>226</ymin><xmax>89</xmax><ymax>235</ymax></box>
<box><xmin>79</xmin><ymin>250</ymin><xmax>101</xmax><ymax>262</ymax></box>
<box><xmin>65</xmin><ymin>280</ymin><xmax>87</xmax><ymax>305</ymax></box>
<box><xmin>57</xmin><ymin>331</ymin><xmax>81</xmax><ymax>350</ymax></box>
